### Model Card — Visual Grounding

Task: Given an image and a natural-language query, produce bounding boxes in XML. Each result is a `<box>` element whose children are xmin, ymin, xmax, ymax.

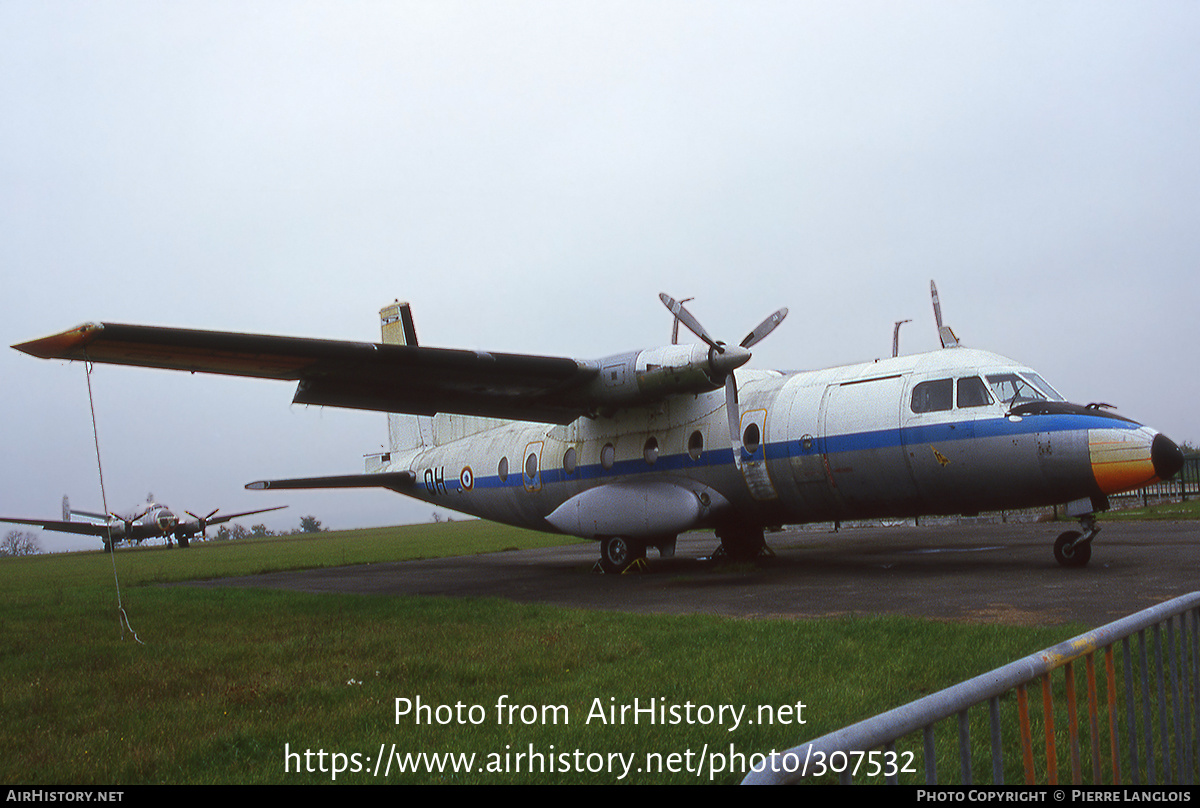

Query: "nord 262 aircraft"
<box><xmin>14</xmin><ymin>284</ymin><xmax>1184</xmax><ymax>571</ymax></box>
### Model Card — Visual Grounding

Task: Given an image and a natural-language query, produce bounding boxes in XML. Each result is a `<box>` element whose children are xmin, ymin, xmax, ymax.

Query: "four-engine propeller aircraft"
<box><xmin>13</xmin><ymin>284</ymin><xmax>1184</xmax><ymax>571</ymax></box>
<box><xmin>0</xmin><ymin>496</ymin><xmax>286</xmax><ymax>551</ymax></box>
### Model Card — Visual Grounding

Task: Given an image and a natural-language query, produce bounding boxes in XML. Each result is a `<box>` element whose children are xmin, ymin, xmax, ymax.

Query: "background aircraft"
<box><xmin>13</xmin><ymin>285</ymin><xmax>1184</xmax><ymax>571</ymax></box>
<box><xmin>0</xmin><ymin>496</ymin><xmax>286</xmax><ymax>551</ymax></box>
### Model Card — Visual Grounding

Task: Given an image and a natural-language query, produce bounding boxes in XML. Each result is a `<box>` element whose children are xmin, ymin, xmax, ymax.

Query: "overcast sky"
<box><xmin>3</xmin><ymin>2</ymin><xmax>1197</xmax><ymax>552</ymax></box>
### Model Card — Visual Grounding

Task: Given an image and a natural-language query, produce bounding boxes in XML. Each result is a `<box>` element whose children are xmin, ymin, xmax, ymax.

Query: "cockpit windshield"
<box><xmin>1023</xmin><ymin>372</ymin><xmax>1064</xmax><ymax>401</ymax></box>
<box><xmin>985</xmin><ymin>372</ymin><xmax>1065</xmax><ymax>406</ymax></box>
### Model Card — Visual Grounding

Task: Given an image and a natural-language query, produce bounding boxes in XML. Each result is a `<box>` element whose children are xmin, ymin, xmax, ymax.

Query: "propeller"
<box><xmin>659</xmin><ymin>294</ymin><xmax>788</xmax><ymax>468</ymax></box>
<box><xmin>930</xmin><ymin>280</ymin><xmax>960</xmax><ymax>348</ymax></box>
<box><xmin>108</xmin><ymin>507</ymin><xmax>151</xmax><ymax>546</ymax></box>
<box><xmin>184</xmin><ymin>508</ymin><xmax>221</xmax><ymax>540</ymax></box>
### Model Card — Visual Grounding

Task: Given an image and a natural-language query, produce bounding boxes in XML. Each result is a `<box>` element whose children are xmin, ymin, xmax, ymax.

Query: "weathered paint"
<box><xmin>380</xmin><ymin>347</ymin><xmax>1178</xmax><ymax>542</ymax></box>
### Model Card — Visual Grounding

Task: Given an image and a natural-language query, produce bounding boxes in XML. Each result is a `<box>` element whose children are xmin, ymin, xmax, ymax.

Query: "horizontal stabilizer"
<box><xmin>245</xmin><ymin>472</ymin><xmax>416</xmax><ymax>494</ymax></box>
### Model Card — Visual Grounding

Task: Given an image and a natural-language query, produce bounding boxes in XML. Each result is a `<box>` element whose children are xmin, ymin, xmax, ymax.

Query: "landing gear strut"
<box><xmin>1054</xmin><ymin>514</ymin><xmax>1099</xmax><ymax>569</ymax></box>
<box><xmin>714</xmin><ymin>526</ymin><xmax>767</xmax><ymax>561</ymax></box>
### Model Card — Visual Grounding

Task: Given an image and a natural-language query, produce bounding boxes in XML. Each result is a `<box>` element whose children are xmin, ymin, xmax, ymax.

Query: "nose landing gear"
<box><xmin>1054</xmin><ymin>513</ymin><xmax>1099</xmax><ymax>569</ymax></box>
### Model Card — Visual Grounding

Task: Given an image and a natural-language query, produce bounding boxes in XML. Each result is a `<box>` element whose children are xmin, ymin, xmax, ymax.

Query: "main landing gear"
<box><xmin>714</xmin><ymin>525</ymin><xmax>768</xmax><ymax>562</ymax></box>
<box><xmin>1054</xmin><ymin>514</ymin><xmax>1099</xmax><ymax>569</ymax></box>
<box><xmin>596</xmin><ymin>528</ymin><xmax>770</xmax><ymax>573</ymax></box>
<box><xmin>599</xmin><ymin>535</ymin><xmax>647</xmax><ymax>574</ymax></box>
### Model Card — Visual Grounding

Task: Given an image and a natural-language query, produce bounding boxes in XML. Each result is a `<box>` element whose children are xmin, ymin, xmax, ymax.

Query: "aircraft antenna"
<box><xmin>892</xmin><ymin>319</ymin><xmax>911</xmax><ymax>358</ymax></box>
<box><xmin>83</xmin><ymin>359</ymin><xmax>144</xmax><ymax>645</ymax></box>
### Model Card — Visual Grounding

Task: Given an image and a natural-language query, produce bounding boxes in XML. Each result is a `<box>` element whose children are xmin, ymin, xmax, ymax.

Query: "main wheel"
<box><xmin>1054</xmin><ymin>530</ymin><xmax>1091</xmax><ymax>568</ymax></box>
<box><xmin>719</xmin><ymin>529</ymin><xmax>766</xmax><ymax>561</ymax></box>
<box><xmin>600</xmin><ymin>536</ymin><xmax>642</xmax><ymax>574</ymax></box>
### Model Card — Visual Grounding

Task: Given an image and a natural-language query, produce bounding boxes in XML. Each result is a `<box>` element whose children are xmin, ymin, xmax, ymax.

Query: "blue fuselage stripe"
<box><xmin>423</xmin><ymin>413</ymin><xmax>1138</xmax><ymax>494</ymax></box>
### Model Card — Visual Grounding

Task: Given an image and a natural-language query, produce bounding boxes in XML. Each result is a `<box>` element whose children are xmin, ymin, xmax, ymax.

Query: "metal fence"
<box><xmin>1123</xmin><ymin>455</ymin><xmax>1200</xmax><ymax>506</ymax></box>
<box><xmin>742</xmin><ymin>592</ymin><xmax>1200</xmax><ymax>785</ymax></box>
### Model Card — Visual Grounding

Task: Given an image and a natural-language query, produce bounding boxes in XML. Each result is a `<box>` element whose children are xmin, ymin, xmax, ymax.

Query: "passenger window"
<box><xmin>957</xmin><ymin>377</ymin><xmax>992</xmax><ymax>408</ymax></box>
<box><xmin>911</xmin><ymin>379</ymin><xmax>953</xmax><ymax>413</ymax></box>
<box><xmin>643</xmin><ymin>436</ymin><xmax>659</xmax><ymax>465</ymax></box>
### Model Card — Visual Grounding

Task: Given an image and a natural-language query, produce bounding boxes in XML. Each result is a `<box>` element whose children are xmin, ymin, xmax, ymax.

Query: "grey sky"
<box><xmin>3</xmin><ymin>3</ymin><xmax>1197</xmax><ymax>552</ymax></box>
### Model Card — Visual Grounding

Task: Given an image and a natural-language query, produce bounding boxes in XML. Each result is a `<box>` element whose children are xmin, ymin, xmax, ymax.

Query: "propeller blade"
<box><xmin>930</xmin><ymin>280</ymin><xmax>959</xmax><ymax>348</ymax></box>
<box><xmin>739</xmin><ymin>307</ymin><xmax>788</xmax><ymax>349</ymax></box>
<box><xmin>659</xmin><ymin>293</ymin><xmax>723</xmax><ymax>352</ymax></box>
<box><xmin>725</xmin><ymin>374</ymin><xmax>742</xmax><ymax>469</ymax></box>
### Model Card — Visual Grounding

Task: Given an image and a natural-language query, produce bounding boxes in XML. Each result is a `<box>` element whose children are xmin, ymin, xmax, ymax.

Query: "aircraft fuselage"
<box><xmin>381</xmin><ymin>347</ymin><xmax>1179</xmax><ymax>556</ymax></box>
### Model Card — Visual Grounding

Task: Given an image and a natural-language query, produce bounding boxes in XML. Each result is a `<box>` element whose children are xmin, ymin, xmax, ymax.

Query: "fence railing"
<box><xmin>1123</xmin><ymin>455</ymin><xmax>1200</xmax><ymax>506</ymax></box>
<box><xmin>742</xmin><ymin>592</ymin><xmax>1200</xmax><ymax>785</ymax></box>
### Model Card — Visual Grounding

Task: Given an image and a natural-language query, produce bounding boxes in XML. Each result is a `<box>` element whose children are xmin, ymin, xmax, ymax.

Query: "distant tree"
<box><xmin>298</xmin><ymin>516</ymin><xmax>325</xmax><ymax>534</ymax></box>
<box><xmin>229</xmin><ymin>523</ymin><xmax>249</xmax><ymax>541</ymax></box>
<box><xmin>1</xmin><ymin>530</ymin><xmax>42</xmax><ymax>557</ymax></box>
<box><xmin>250</xmin><ymin>523</ymin><xmax>273</xmax><ymax>538</ymax></box>
<box><xmin>214</xmin><ymin>525</ymin><xmax>231</xmax><ymax>541</ymax></box>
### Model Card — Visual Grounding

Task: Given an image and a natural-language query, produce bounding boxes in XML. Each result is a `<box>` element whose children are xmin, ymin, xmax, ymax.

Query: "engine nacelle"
<box><xmin>581</xmin><ymin>343</ymin><xmax>749</xmax><ymax>411</ymax></box>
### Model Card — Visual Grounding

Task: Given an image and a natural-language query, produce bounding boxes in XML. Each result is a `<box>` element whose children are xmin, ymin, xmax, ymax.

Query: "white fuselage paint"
<box><xmin>375</xmin><ymin>347</ymin><xmax>1168</xmax><ymax>543</ymax></box>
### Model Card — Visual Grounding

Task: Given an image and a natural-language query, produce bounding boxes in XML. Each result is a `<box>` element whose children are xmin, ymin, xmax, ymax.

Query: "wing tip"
<box><xmin>13</xmin><ymin>323</ymin><xmax>105</xmax><ymax>359</ymax></box>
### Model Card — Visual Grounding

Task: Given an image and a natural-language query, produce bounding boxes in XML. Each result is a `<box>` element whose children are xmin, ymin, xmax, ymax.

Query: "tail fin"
<box><xmin>62</xmin><ymin>495</ymin><xmax>70</xmax><ymax>522</ymax></box>
<box><xmin>379</xmin><ymin>302</ymin><xmax>432</xmax><ymax>451</ymax></box>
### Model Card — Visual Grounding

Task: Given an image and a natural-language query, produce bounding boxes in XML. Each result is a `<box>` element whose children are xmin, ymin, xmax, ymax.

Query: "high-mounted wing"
<box><xmin>201</xmin><ymin>505</ymin><xmax>290</xmax><ymax>527</ymax></box>
<box><xmin>15</xmin><ymin>323</ymin><xmax>599</xmax><ymax>424</ymax></box>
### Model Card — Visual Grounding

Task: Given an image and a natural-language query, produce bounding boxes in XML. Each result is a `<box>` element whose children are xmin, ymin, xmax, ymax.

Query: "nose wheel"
<box><xmin>1053</xmin><ymin>515</ymin><xmax>1099</xmax><ymax>568</ymax></box>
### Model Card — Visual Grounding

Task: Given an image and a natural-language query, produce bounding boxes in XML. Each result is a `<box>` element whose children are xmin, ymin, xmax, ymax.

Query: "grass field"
<box><xmin>1</xmin><ymin>521</ymin><xmax>1092</xmax><ymax>784</ymax></box>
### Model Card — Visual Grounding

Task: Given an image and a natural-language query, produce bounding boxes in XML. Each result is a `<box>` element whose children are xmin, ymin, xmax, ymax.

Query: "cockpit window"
<box><xmin>911</xmin><ymin>379</ymin><xmax>953</xmax><ymax>413</ymax></box>
<box><xmin>986</xmin><ymin>373</ymin><xmax>1051</xmax><ymax>406</ymax></box>
<box><xmin>956</xmin><ymin>377</ymin><xmax>992</xmax><ymax>408</ymax></box>
<box><xmin>1022</xmin><ymin>372</ymin><xmax>1064</xmax><ymax>402</ymax></box>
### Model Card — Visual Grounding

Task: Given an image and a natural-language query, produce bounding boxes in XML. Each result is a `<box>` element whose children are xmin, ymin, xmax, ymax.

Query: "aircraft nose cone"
<box><xmin>1152</xmin><ymin>433</ymin><xmax>1185</xmax><ymax>481</ymax></box>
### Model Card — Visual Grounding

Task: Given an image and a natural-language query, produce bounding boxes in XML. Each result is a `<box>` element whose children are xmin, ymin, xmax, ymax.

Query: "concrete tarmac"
<box><xmin>189</xmin><ymin>520</ymin><xmax>1200</xmax><ymax>626</ymax></box>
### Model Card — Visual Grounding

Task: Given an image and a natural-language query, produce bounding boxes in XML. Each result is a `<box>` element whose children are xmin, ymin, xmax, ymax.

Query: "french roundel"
<box><xmin>460</xmin><ymin>466</ymin><xmax>474</xmax><ymax>491</ymax></box>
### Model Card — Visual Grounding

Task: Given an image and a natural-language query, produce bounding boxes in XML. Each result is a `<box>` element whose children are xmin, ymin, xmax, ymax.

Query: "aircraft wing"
<box><xmin>0</xmin><ymin>516</ymin><xmax>114</xmax><ymax>537</ymax></box>
<box><xmin>202</xmin><ymin>505</ymin><xmax>289</xmax><ymax>527</ymax></box>
<box><xmin>15</xmin><ymin>323</ymin><xmax>599</xmax><ymax>424</ymax></box>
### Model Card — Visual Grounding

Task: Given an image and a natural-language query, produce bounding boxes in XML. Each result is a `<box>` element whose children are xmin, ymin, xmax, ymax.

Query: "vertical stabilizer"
<box><xmin>381</xmin><ymin>301</ymin><xmax>418</xmax><ymax>347</ymax></box>
<box><xmin>380</xmin><ymin>301</ymin><xmax>430</xmax><ymax>451</ymax></box>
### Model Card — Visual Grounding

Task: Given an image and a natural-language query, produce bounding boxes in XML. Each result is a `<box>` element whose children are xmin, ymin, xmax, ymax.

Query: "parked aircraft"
<box><xmin>13</xmin><ymin>285</ymin><xmax>1184</xmax><ymax>571</ymax></box>
<box><xmin>0</xmin><ymin>496</ymin><xmax>286</xmax><ymax>551</ymax></box>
